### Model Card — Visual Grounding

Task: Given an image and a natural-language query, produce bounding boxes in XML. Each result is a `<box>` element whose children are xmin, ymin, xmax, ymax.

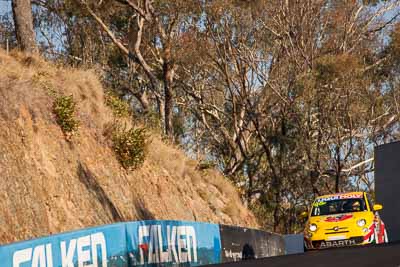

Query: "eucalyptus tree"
<box><xmin>12</xmin><ymin>0</ymin><xmax>37</xmax><ymax>53</ymax></box>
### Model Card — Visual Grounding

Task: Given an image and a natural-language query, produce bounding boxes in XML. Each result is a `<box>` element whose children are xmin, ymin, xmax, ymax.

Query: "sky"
<box><xmin>0</xmin><ymin>0</ymin><xmax>11</xmax><ymax>16</ymax></box>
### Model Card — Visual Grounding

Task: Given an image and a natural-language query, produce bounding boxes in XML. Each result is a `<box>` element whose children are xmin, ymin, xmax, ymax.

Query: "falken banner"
<box><xmin>0</xmin><ymin>221</ymin><xmax>222</xmax><ymax>267</ymax></box>
<box><xmin>0</xmin><ymin>223</ymin><xmax>128</xmax><ymax>267</ymax></box>
<box><xmin>125</xmin><ymin>221</ymin><xmax>221</xmax><ymax>266</ymax></box>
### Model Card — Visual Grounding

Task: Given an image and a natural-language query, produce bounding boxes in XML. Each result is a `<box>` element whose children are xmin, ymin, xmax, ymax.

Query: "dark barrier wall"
<box><xmin>283</xmin><ymin>234</ymin><xmax>304</xmax><ymax>255</ymax></box>
<box><xmin>0</xmin><ymin>220</ymin><xmax>285</xmax><ymax>267</ymax></box>
<box><xmin>375</xmin><ymin>141</ymin><xmax>400</xmax><ymax>242</ymax></box>
<box><xmin>219</xmin><ymin>225</ymin><xmax>285</xmax><ymax>262</ymax></box>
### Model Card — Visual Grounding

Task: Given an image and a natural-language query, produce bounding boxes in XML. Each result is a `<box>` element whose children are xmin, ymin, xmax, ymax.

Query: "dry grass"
<box><xmin>147</xmin><ymin>137</ymin><xmax>187</xmax><ymax>177</ymax></box>
<box><xmin>144</xmin><ymin>135</ymin><xmax>256</xmax><ymax>225</ymax></box>
<box><xmin>222</xmin><ymin>201</ymin><xmax>240</xmax><ymax>218</ymax></box>
<box><xmin>198</xmin><ymin>189</ymin><xmax>209</xmax><ymax>202</ymax></box>
<box><xmin>0</xmin><ymin>50</ymin><xmax>112</xmax><ymax>130</ymax></box>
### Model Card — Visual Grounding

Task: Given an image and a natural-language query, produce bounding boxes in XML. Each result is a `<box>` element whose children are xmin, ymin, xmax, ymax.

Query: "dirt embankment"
<box><xmin>0</xmin><ymin>50</ymin><xmax>257</xmax><ymax>244</ymax></box>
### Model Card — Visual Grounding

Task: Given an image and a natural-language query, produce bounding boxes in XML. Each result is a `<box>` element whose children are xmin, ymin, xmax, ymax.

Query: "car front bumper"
<box><xmin>305</xmin><ymin>236</ymin><xmax>366</xmax><ymax>249</ymax></box>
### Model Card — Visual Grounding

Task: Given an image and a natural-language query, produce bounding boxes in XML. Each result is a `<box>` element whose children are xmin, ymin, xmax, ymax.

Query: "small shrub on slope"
<box><xmin>53</xmin><ymin>95</ymin><xmax>79</xmax><ymax>136</ymax></box>
<box><xmin>112</xmin><ymin>126</ymin><xmax>148</xmax><ymax>170</ymax></box>
<box><xmin>105</xmin><ymin>91</ymin><xmax>131</xmax><ymax>118</ymax></box>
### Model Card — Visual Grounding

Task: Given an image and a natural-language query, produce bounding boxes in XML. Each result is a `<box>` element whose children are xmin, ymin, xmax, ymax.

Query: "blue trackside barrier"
<box><xmin>0</xmin><ymin>222</ymin><xmax>128</xmax><ymax>267</ymax></box>
<box><xmin>0</xmin><ymin>221</ymin><xmax>221</xmax><ymax>267</ymax></box>
<box><xmin>0</xmin><ymin>220</ymin><xmax>285</xmax><ymax>266</ymax></box>
<box><xmin>125</xmin><ymin>221</ymin><xmax>221</xmax><ymax>266</ymax></box>
<box><xmin>0</xmin><ymin>224</ymin><xmax>128</xmax><ymax>267</ymax></box>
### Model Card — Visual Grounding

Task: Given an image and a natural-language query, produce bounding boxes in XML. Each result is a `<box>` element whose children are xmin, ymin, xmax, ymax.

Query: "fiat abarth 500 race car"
<box><xmin>303</xmin><ymin>191</ymin><xmax>388</xmax><ymax>250</ymax></box>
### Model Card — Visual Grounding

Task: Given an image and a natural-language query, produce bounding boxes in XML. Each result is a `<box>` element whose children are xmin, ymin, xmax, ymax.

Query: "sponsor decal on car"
<box><xmin>324</xmin><ymin>214</ymin><xmax>353</xmax><ymax>222</ymax></box>
<box><xmin>327</xmin><ymin>235</ymin><xmax>346</xmax><ymax>241</ymax></box>
<box><xmin>320</xmin><ymin>239</ymin><xmax>357</xmax><ymax>248</ymax></box>
<box><xmin>315</xmin><ymin>192</ymin><xmax>364</xmax><ymax>203</ymax></box>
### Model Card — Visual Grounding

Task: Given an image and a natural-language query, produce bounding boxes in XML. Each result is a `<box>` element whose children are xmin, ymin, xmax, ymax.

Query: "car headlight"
<box><xmin>357</xmin><ymin>219</ymin><xmax>366</xmax><ymax>227</ymax></box>
<box><xmin>309</xmin><ymin>224</ymin><xmax>317</xmax><ymax>232</ymax></box>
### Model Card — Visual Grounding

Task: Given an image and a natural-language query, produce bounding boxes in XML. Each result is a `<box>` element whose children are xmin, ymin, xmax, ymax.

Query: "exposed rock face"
<box><xmin>0</xmin><ymin>51</ymin><xmax>257</xmax><ymax>244</ymax></box>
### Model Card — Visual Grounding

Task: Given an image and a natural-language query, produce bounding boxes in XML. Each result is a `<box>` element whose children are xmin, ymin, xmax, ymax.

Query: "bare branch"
<box><xmin>81</xmin><ymin>1</ymin><xmax>129</xmax><ymax>55</ymax></box>
<box><xmin>342</xmin><ymin>158</ymin><xmax>374</xmax><ymax>173</ymax></box>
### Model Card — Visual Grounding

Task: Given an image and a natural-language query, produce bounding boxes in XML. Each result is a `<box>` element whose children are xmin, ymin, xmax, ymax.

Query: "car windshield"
<box><xmin>311</xmin><ymin>197</ymin><xmax>367</xmax><ymax>217</ymax></box>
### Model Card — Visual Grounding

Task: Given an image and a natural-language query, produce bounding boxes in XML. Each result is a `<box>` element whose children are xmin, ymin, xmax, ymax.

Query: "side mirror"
<box><xmin>299</xmin><ymin>211</ymin><xmax>308</xmax><ymax>218</ymax></box>
<box><xmin>373</xmin><ymin>204</ymin><xmax>383</xmax><ymax>211</ymax></box>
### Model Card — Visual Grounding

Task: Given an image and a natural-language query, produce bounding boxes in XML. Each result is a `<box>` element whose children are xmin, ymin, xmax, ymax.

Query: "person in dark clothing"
<box><xmin>242</xmin><ymin>243</ymin><xmax>255</xmax><ymax>260</ymax></box>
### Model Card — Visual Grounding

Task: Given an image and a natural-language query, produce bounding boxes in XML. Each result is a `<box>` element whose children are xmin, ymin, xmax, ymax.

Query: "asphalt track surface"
<box><xmin>208</xmin><ymin>242</ymin><xmax>400</xmax><ymax>267</ymax></box>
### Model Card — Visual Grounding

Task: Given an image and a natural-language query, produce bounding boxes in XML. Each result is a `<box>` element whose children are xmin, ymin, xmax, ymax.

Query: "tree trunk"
<box><xmin>335</xmin><ymin>146</ymin><xmax>341</xmax><ymax>193</ymax></box>
<box><xmin>162</xmin><ymin>46</ymin><xmax>175</xmax><ymax>137</ymax></box>
<box><xmin>247</xmin><ymin>174</ymin><xmax>253</xmax><ymax>204</ymax></box>
<box><xmin>132</xmin><ymin>90</ymin><xmax>150</xmax><ymax>114</ymax></box>
<box><xmin>164</xmin><ymin>79</ymin><xmax>173</xmax><ymax>137</ymax></box>
<box><xmin>12</xmin><ymin>0</ymin><xmax>37</xmax><ymax>53</ymax></box>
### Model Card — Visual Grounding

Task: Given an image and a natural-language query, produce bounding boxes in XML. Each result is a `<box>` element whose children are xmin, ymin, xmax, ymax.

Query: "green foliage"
<box><xmin>105</xmin><ymin>91</ymin><xmax>131</xmax><ymax>118</ymax></box>
<box><xmin>112</xmin><ymin>126</ymin><xmax>148</xmax><ymax>170</ymax></box>
<box><xmin>53</xmin><ymin>95</ymin><xmax>79</xmax><ymax>136</ymax></box>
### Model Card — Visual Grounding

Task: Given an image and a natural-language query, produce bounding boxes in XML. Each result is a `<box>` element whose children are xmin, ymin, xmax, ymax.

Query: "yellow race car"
<box><xmin>303</xmin><ymin>191</ymin><xmax>388</xmax><ymax>250</ymax></box>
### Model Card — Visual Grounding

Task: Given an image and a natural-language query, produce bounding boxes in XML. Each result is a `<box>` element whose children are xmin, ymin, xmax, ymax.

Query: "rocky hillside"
<box><xmin>0</xmin><ymin>50</ymin><xmax>257</xmax><ymax>244</ymax></box>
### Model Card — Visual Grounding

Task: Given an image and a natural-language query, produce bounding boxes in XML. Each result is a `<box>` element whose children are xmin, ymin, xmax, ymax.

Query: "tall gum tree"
<box><xmin>12</xmin><ymin>0</ymin><xmax>37</xmax><ymax>53</ymax></box>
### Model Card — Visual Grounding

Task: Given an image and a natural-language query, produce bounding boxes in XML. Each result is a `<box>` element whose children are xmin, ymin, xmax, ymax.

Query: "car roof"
<box><xmin>315</xmin><ymin>191</ymin><xmax>365</xmax><ymax>200</ymax></box>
